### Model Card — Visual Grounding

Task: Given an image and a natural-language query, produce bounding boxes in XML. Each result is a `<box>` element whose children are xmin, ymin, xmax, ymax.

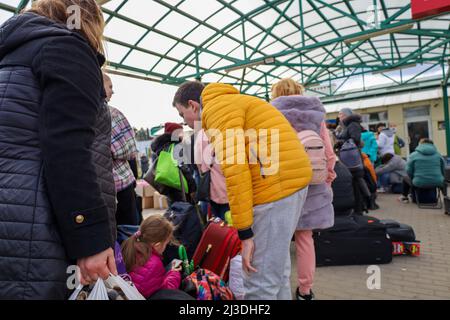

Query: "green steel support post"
<box><xmin>373</xmin><ymin>0</ymin><xmax>379</xmax><ymax>28</ymax></box>
<box><xmin>240</xmin><ymin>22</ymin><xmax>247</xmax><ymax>91</ymax></box>
<box><xmin>195</xmin><ymin>48</ymin><xmax>200</xmax><ymax>81</ymax></box>
<box><xmin>299</xmin><ymin>0</ymin><xmax>305</xmax><ymax>83</ymax></box>
<box><xmin>16</xmin><ymin>0</ymin><xmax>30</xmax><ymax>14</ymax></box>
<box><xmin>363</xmin><ymin>68</ymin><xmax>366</xmax><ymax>91</ymax></box>
<box><xmin>443</xmin><ymin>64</ymin><xmax>450</xmax><ymax>157</ymax></box>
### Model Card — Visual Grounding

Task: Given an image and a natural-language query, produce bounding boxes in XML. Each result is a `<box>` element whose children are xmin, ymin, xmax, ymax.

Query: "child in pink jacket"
<box><xmin>121</xmin><ymin>215</ymin><xmax>181</xmax><ymax>298</ymax></box>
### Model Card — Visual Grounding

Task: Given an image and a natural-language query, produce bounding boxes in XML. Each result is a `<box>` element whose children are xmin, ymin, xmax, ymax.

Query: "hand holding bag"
<box><xmin>69</xmin><ymin>274</ymin><xmax>145</xmax><ymax>300</ymax></box>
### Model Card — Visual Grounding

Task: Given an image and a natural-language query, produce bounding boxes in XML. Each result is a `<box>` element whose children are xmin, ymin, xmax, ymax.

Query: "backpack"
<box><xmin>162</xmin><ymin>202</ymin><xmax>205</xmax><ymax>266</ymax></box>
<box><xmin>339</xmin><ymin>139</ymin><xmax>363</xmax><ymax>171</ymax></box>
<box><xmin>297</xmin><ymin>130</ymin><xmax>327</xmax><ymax>185</ymax></box>
<box><xmin>181</xmin><ymin>269</ymin><xmax>235</xmax><ymax>300</ymax></box>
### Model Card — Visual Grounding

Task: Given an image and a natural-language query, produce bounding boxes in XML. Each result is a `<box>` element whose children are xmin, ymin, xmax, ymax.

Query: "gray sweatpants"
<box><xmin>244</xmin><ymin>187</ymin><xmax>308</xmax><ymax>300</ymax></box>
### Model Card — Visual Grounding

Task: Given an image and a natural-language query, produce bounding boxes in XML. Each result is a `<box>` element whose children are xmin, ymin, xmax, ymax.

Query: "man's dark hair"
<box><xmin>420</xmin><ymin>138</ymin><xmax>434</xmax><ymax>145</ymax></box>
<box><xmin>376</xmin><ymin>123</ymin><xmax>386</xmax><ymax>130</ymax></box>
<box><xmin>172</xmin><ymin>81</ymin><xmax>205</xmax><ymax>107</ymax></box>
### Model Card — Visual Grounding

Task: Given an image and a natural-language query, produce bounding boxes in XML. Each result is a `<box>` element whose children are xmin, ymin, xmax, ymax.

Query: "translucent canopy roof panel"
<box><xmin>1</xmin><ymin>0</ymin><xmax>449</xmax><ymax>98</ymax></box>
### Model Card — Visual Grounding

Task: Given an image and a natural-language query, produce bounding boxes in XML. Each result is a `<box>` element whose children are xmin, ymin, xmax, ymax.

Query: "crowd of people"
<box><xmin>0</xmin><ymin>0</ymin><xmax>448</xmax><ymax>301</ymax></box>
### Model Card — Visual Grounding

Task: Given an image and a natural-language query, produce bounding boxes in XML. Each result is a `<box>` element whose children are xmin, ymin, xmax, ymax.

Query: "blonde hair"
<box><xmin>121</xmin><ymin>216</ymin><xmax>176</xmax><ymax>272</ymax></box>
<box><xmin>271</xmin><ymin>78</ymin><xmax>305</xmax><ymax>100</ymax></box>
<box><xmin>28</xmin><ymin>0</ymin><xmax>105</xmax><ymax>55</ymax></box>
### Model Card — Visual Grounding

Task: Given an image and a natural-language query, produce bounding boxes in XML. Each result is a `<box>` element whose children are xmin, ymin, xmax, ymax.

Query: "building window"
<box><xmin>403</xmin><ymin>106</ymin><xmax>430</xmax><ymax>118</ymax></box>
<box><xmin>361</xmin><ymin>111</ymin><xmax>388</xmax><ymax>132</ymax></box>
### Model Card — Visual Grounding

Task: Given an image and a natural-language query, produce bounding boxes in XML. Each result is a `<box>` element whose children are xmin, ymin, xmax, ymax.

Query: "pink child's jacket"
<box><xmin>129</xmin><ymin>251</ymin><xmax>181</xmax><ymax>298</ymax></box>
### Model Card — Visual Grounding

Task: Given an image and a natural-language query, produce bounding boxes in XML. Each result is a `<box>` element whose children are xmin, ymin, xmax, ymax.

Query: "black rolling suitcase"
<box><xmin>314</xmin><ymin>215</ymin><xmax>392</xmax><ymax>266</ymax></box>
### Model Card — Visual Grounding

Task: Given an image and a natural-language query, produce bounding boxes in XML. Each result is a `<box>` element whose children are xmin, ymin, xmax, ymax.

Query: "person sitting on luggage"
<box><xmin>399</xmin><ymin>139</ymin><xmax>446</xmax><ymax>203</ymax></box>
<box><xmin>148</xmin><ymin>122</ymin><xmax>197</xmax><ymax>204</ymax></box>
<box><xmin>375</xmin><ymin>153</ymin><xmax>407</xmax><ymax>194</ymax></box>
<box><xmin>121</xmin><ymin>215</ymin><xmax>181</xmax><ymax>299</ymax></box>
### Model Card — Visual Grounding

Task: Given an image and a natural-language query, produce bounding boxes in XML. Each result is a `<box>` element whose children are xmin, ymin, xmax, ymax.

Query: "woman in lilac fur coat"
<box><xmin>271</xmin><ymin>79</ymin><xmax>336</xmax><ymax>301</ymax></box>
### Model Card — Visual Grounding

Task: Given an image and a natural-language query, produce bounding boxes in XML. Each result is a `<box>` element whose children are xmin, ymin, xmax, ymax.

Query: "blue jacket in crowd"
<box><xmin>361</xmin><ymin>131</ymin><xmax>378</xmax><ymax>162</ymax></box>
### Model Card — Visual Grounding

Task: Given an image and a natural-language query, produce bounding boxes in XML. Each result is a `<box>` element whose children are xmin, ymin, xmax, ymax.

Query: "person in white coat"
<box><xmin>376</xmin><ymin>123</ymin><xmax>395</xmax><ymax>157</ymax></box>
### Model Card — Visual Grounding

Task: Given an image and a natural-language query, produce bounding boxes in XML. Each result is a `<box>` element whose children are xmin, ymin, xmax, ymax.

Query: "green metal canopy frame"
<box><xmin>2</xmin><ymin>0</ymin><xmax>449</xmax><ymax>97</ymax></box>
<box><xmin>1</xmin><ymin>0</ymin><xmax>450</xmax><ymax>152</ymax></box>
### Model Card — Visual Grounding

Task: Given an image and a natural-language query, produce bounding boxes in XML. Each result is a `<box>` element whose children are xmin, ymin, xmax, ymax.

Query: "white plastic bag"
<box><xmin>87</xmin><ymin>278</ymin><xmax>109</xmax><ymax>300</ymax></box>
<box><xmin>68</xmin><ymin>284</ymin><xmax>84</xmax><ymax>301</ymax></box>
<box><xmin>68</xmin><ymin>274</ymin><xmax>145</xmax><ymax>300</ymax></box>
<box><xmin>104</xmin><ymin>274</ymin><xmax>145</xmax><ymax>300</ymax></box>
<box><xmin>229</xmin><ymin>255</ymin><xmax>245</xmax><ymax>300</ymax></box>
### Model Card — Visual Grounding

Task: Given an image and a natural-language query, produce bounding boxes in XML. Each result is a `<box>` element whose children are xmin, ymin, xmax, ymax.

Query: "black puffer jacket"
<box><xmin>332</xmin><ymin>161</ymin><xmax>355</xmax><ymax>216</ymax></box>
<box><xmin>0</xmin><ymin>13</ymin><xmax>116</xmax><ymax>299</ymax></box>
<box><xmin>336</xmin><ymin>114</ymin><xmax>363</xmax><ymax>147</ymax></box>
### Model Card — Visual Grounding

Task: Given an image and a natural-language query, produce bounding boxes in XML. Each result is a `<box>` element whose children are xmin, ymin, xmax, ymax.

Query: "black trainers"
<box><xmin>296</xmin><ymin>288</ymin><xmax>315</xmax><ymax>300</ymax></box>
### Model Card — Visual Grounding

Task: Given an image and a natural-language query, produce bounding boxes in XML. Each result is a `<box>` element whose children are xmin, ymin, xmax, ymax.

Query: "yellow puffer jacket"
<box><xmin>201</xmin><ymin>83</ymin><xmax>312</xmax><ymax>234</ymax></box>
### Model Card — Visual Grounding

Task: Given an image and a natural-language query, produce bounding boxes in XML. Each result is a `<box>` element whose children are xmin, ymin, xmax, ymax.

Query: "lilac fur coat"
<box><xmin>271</xmin><ymin>95</ymin><xmax>335</xmax><ymax>230</ymax></box>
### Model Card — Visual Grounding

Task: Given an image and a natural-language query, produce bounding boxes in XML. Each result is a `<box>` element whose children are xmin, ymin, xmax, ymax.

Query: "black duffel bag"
<box><xmin>314</xmin><ymin>215</ymin><xmax>392</xmax><ymax>267</ymax></box>
<box><xmin>380</xmin><ymin>219</ymin><xmax>416</xmax><ymax>242</ymax></box>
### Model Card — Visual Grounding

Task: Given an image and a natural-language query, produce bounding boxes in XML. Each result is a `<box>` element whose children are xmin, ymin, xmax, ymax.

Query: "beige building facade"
<box><xmin>324</xmin><ymin>87</ymin><xmax>450</xmax><ymax>158</ymax></box>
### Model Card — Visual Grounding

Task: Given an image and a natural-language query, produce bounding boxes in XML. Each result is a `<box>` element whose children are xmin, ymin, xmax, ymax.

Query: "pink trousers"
<box><xmin>294</xmin><ymin>230</ymin><xmax>315</xmax><ymax>295</ymax></box>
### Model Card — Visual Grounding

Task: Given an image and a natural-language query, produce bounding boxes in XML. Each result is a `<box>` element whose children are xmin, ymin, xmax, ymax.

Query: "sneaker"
<box><xmin>377</xmin><ymin>188</ymin><xmax>387</xmax><ymax>194</ymax></box>
<box><xmin>398</xmin><ymin>195</ymin><xmax>409</xmax><ymax>204</ymax></box>
<box><xmin>296</xmin><ymin>288</ymin><xmax>315</xmax><ymax>301</ymax></box>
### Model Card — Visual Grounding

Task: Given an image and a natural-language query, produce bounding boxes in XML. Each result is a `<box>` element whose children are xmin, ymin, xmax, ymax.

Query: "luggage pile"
<box><xmin>314</xmin><ymin>215</ymin><xmax>420</xmax><ymax>267</ymax></box>
<box><xmin>178</xmin><ymin>217</ymin><xmax>242</xmax><ymax>300</ymax></box>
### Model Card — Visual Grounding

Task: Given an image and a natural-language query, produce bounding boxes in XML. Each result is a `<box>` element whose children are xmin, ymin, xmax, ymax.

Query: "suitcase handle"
<box><xmin>197</xmin><ymin>244</ymin><xmax>212</xmax><ymax>269</ymax></box>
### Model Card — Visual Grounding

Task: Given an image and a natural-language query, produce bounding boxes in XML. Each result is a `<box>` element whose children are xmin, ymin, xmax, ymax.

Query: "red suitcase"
<box><xmin>192</xmin><ymin>219</ymin><xmax>241</xmax><ymax>281</ymax></box>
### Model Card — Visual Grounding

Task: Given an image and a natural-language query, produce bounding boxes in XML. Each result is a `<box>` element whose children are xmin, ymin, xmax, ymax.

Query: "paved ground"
<box><xmin>143</xmin><ymin>193</ymin><xmax>450</xmax><ymax>300</ymax></box>
<box><xmin>292</xmin><ymin>193</ymin><xmax>450</xmax><ymax>300</ymax></box>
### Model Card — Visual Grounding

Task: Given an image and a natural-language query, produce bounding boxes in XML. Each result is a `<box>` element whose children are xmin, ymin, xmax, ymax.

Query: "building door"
<box><xmin>404</xmin><ymin>106</ymin><xmax>432</xmax><ymax>155</ymax></box>
<box><xmin>405</xmin><ymin>118</ymin><xmax>432</xmax><ymax>154</ymax></box>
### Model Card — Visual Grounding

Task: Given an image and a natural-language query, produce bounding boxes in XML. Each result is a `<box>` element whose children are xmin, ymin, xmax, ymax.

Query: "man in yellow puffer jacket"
<box><xmin>173</xmin><ymin>81</ymin><xmax>312</xmax><ymax>300</ymax></box>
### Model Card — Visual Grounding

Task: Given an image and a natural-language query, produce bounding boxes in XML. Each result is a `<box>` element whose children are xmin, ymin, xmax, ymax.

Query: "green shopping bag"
<box><xmin>154</xmin><ymin>144</ymin><xmax>189</xmax><ymax>192</ymax></box>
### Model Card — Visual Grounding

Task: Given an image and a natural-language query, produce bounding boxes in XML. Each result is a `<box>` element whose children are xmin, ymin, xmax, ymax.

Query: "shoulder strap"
<box><xmin>178</xmin><ymin>166</ymin><xmax>205</xmax><ymax>229</ymax></box>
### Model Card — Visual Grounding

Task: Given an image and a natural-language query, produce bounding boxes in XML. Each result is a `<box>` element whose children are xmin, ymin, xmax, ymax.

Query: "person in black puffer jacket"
<box><xmin>0</xmin><ymin>1</ymin><xmax>118</xmax><ymax>299</ymax></box>
<box><xmin>335</xmin><ymin>108</ymin><xmax>363</xmax><ymax>147</ymax></box>
<box><xmin>335</xmin><ymin>108</ymin><xmax>368</xmax><ymax>214</ymax></box>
